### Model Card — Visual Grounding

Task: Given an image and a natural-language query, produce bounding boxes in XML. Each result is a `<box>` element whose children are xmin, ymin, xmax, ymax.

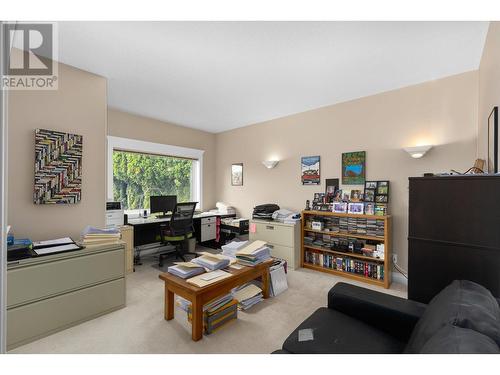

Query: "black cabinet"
<box><xmin>408</xmin><ymin>175</ymin><xmax>500</xmax><ymax>303</ymax></box>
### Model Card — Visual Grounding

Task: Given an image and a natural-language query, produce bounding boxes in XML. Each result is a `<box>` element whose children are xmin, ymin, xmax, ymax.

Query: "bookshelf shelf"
<box><xmin>303</xmin><ymin>262</ymin><xmax>386</xmax><ymax>287</ymax></box>
<box><xmin>303</xmin><ymin>228</ymin><xmax>385</xmax><ymax>242</ymax></box>
<box><xmin>301</xmin><ymin>210</ymin><xmax>392</xmax><ymax>289</ymax></box>
<box><xmin>303</xmin><ymin>245</ymin><xmax>385</xmax><ymax>263</ymax></box>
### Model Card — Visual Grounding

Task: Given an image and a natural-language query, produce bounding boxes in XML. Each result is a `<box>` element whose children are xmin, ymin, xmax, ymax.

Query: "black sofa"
<box><xmin>274</xmin><ymin>280</ymin><xmax>500</xmax><ymax>354</ymax></box>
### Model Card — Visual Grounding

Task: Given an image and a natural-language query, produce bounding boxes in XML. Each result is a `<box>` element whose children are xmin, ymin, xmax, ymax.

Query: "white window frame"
<box><xmin>107</xmin><ymin>136</ymin><xmax>204</xmax><ymax>211</ymax></box>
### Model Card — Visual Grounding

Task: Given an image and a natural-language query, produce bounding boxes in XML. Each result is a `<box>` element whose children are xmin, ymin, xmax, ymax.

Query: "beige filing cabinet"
<box><xmin>6</xmin><ymin>243</ymin><xmax>126</xmax><ymax>350</ymax></box>
<box><xmin>249</xmin><ymin>219</ymin><xmax>301</xmax><ymax>269</ymax></box>
<box><xmin>121</xmin><ymin>225</ymin><xmax>134</xmax><ymax>273</ymax></box>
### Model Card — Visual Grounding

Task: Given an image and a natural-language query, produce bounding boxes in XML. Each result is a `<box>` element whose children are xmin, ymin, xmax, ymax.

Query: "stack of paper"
<box><xmin>186</xmin><ymin>270</ymin><xmax>232</xmax><ymax>287</ymax></box>
<box><xmin>232</xmin><ymin>283</ymin><xmax>263</xmax><ymax>310</ymax></box>
<box><xmin>81</xmin><ymin>226</ymin><xmax>121</xmax><ymax>245</ymax></box>
<box><xmin>191</xmin><ymin>253</ymin><xmax>230</xmax><ymax>270</ymax></box>
<box><xmin>235</xmin><ymin>240</ymin><xmax>271</xmax><ymax>266</ymax></box>
<box><xmin>167</xmin><ymin>262</ymin><xmax>206</xmax><ymax>279</ymax></box>
<box><xmin>221</xmin><ymin>240</ymin><xmax>248</xmax><ymax>258</ymax></box>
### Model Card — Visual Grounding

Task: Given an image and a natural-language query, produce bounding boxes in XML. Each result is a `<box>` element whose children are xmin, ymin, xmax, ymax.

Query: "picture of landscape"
<box><xmin>342</xmin><ymin>151</ymin><xmax>366</xmax><ymax>184</ymax></box>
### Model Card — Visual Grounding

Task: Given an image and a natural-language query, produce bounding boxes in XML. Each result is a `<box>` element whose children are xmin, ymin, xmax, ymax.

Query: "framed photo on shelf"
<box><xmin>376</xmin><ymin>195</ymin><xmax>388</xmax><ymax>203</ymax></box>
<box><xmin>364</xmin><ymin>202</ymin><xmax>375</xmax><ymax>215</ymax></box>
<box><xmin>348</xmin><ymin>202</ymin><xmax>364</xmax><ymax>215</ymax></box>
<box><xmin>301</xmin><ymin>156</ymin><xmax>320</xmax><ymax>185</ymax></box>
<box><xmin>375</xmin><ymin>204</ymin><xmax>387</xmax><ymax>216</ymax></box>
<box><xmin>350</xmin><ymin>189</ymin><xmax>362</xmax><ymax>202</ymax></box>
<box><xmin>231</xmin><ymin>163</ymin><xmax>243</xmax><ymax>186</ymax></box>
<box><xmin>332</xmin><ymin>201</ymin><xmax>348</xmax><ymax>213</ymax></box>
<box><xmin>377</xmin><ymin>181</ymin><xmax>389</xmax><ymax>195</ymax></box>
<box><xmin>364</xmin><ymin>189</ymin><xmax>375</xmax><ymax>202</ymax></box>
<box><xmin>342</xmin><ymin>151</ymin><xmax>366</xmax><ymax>185</ymax></box>
<box><xmin>488</xmin><ymin>106</ymin><xmax>498</xmax><ymax>173</ymax></box>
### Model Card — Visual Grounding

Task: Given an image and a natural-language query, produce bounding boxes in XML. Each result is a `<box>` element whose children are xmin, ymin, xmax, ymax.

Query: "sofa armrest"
<box><xmin>328</xmin><ymin>282</ymin><xmax>427</xmax><ymax>341</ymax></box>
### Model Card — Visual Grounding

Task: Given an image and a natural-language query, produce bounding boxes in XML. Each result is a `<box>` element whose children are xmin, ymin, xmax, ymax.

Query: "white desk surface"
<box><xmin>127</xmin><ymin>211</ymin><xmax>218</xmax><ymax>225</ymax></box>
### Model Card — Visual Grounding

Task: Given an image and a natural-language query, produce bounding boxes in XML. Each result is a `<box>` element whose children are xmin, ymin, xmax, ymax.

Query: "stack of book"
<box><xmin>167</xmin><ymin>262</ymin><xmax>205</xmax><ymax>279</ymax></box>
<box><xmin>191</xmin><ymin>253</ymin><xmax>230</xmax><ymax>270</ymax></box>
<box><xmin>235</xmin><ymin>240</ymin><xmax>271</xmax><ymax>266</ymax></box>
<box><xmin>339</xmin><ymin>217</ymin><xmax>348</xmax><ymax>233</ymax></box>
<box><xmin>376</xmin><ymin>220</ymin><xmax>385</xmax><ymax>237</ymax></box>
<box><xmin>367</xmin><ymin>219</ymin><xmax>378</xmax><ymax>236</ymax></box>
<box><xmin>81</xmin><ymin>226</ymin><xmax>121</xmax><ymax>245</ymax></box>
<box><xmin>357</xmin><ymin>218</ymin><xmax>367</xmax><ymax>235</ymax></box>
<box><xmin>232</xmin><ymin>283</ymin><xmax>263</xmax><ymax>310</ymax></box>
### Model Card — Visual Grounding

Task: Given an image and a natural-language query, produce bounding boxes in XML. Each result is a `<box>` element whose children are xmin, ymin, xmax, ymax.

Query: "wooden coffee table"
<box><xmin>159</xmin><ymin>259</ymin><xmax>272</xmax><ymax>341</ymax></box>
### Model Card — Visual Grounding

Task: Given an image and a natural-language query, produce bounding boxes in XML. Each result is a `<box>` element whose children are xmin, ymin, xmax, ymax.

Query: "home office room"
<box><xmin>1</xmin><ymin>1</ymin><xmax>500</xmax><ymax>373</ymax></box>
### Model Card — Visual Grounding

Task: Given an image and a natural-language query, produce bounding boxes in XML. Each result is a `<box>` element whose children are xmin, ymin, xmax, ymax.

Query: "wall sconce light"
<box><xmin>403</xmin><ymin>145</ymin><xmax>433</xmax><ymax>159</ymax></box>
<box><xmin>262</xmin><ymin>160</ymin><xmax>279</xmax><ymax>169</ymax></box>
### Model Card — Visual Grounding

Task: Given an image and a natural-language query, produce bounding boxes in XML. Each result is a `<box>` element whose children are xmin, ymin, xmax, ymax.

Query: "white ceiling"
<box><xmin>55</xmin><ymin>21</ymin><xmax>489</xmax><ymax>133</ymax></box>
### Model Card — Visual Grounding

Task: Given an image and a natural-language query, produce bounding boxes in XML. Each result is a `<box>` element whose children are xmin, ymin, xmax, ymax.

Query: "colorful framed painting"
<box><xmin>231</xmin><ymin>163</ymin><xmax>243</xmax><ymax>186</ymax></box>
<box><xmin>34</xmin><ymin>128</ymin><xmax>83</xmax><ymax>204</ymax></box>
<box><xmin>301</xmin><ymin>156</ymin><xmax>320</xmax><ymax>185</ymax></box>
<box><xmin>342</xmin><ymin>151</ymin><xmax>366</xmax><ymax>185</ymax></box>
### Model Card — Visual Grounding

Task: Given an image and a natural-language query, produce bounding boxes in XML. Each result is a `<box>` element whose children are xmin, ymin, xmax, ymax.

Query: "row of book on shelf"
<box><xmin>305</xmin><ymin>216</ymin><xmax>385</xmax><ymax>237</ymax></box>
<box><xmin>304</xmin><ymin>234</ymin><xmax>385</xmax><ymax>259</ymax></box>
<box><xmin>304</xmin><ymin>250</ymin><xmax>385</xmax><ymax>281</ymax></box>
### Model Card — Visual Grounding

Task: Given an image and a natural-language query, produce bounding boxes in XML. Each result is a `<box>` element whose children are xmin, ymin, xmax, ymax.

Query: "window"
<box><xmin>107</xmin><ymin>136</ymin><xmax>203</xmax><ymax>214</ymax></box>
<box><xmin>113</xmin><ymin>150</ymin><xmax>194</xmax><ymax>210</ymax></box>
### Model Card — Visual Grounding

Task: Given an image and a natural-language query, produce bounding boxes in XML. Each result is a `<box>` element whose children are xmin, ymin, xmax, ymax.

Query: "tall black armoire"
<box><xmin>408</xmin><ymin>175</ymin><xmax>500</xmax><ymax>303</ymax></box>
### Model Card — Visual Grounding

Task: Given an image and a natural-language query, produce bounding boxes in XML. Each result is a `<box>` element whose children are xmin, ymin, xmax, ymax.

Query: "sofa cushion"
<box><xmin>282</xmin><ymin>307</ymin><xmax>405</xmax><ymax>354</ymax></box>
<box><xmin>406</xmin><ymin>280</ymin><xmax>500</xmax><ymax>353</ymax></box>
<box><xmin>420</xmin><ymin>325</ymin><xmax>499</xmax><ymax>354</ymax></box>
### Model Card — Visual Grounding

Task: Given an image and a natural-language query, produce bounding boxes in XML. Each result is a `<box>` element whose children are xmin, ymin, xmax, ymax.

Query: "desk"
<box><xmin>128</xmin><ymin>212</ymin><xmax>236</xmax><ymax>248</ymax></box>
<box><xmin>158</xmin><ymin>260</ymin><xmax>271</xmax><ymax>341</ymax></box>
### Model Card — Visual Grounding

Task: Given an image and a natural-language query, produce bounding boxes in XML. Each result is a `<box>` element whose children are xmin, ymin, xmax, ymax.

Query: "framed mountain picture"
<box><xmin>34</xmin><ymin>128</ymin><xmax>83</xmax><ymax>204</ymax></box>
<box><xmin>342</xmin><ymin>151</ymin><xmax>366</xmax><ymax>185</ymax></box>
<box><xmin>301</xmin><ymin>156</ymin><xmax>320</xmax><ymax>185</ymax></box>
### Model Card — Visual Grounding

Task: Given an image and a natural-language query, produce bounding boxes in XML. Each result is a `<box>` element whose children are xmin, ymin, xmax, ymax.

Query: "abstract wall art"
<box><xmin>34</xmin><ymin>128</ymin><xmax>83</xmax><ymax>204</ymax></box>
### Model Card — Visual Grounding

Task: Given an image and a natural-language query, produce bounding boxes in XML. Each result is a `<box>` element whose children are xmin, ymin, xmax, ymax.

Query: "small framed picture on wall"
<box><xmin>231</xmin><ymin>163</ymin><xmax>243</xmax><ymax>186</ymax></box>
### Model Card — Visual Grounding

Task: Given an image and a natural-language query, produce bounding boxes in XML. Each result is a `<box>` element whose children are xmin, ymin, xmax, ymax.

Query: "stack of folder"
<box><xmin>178</xmin><ymin>293</ymin><xmax>238</xmax><ymax>335</ymax></box>
<box><xmin>167</xmin><ymin>262</ymin><xmax>205</xmax><ymax>279</ymax></box>
<box><xmin>191</xmin><ymin>252</ymin><xmax>230</xmax><ymax>270</ymax></box>
<box><xmin>81</xmin><ymin>226</ymin><xmax>121</xmax><ymax>245</ymax></box>
<box><xmin>232</xmin><ymin>283</ymin><xmax>263</xmax><ymax>310</ymax></box>
<box><xmin>235</xmin><ymin>240</ymin><xmax>271</xmax><ymax>266</ymax></box>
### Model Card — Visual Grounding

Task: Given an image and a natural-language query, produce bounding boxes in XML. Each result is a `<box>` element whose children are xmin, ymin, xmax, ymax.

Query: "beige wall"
<box><xmin>7</xmin><ymin>62</ymin><xmax>107</xmax><ymax>241</ymax></box>
<box><xmin>478</xmin><ymin>21</ymin><xmax>500</xmax><ymax>163</ymax></box>
<box><xmin>107</xmin><ymin>109</ymin><xmax>217</xmax><ymax>210</ymax></box>
<box><xmin>215</xmin><ymin>71</ymin><xmax>479</xmax><ymax>269</ymax></box>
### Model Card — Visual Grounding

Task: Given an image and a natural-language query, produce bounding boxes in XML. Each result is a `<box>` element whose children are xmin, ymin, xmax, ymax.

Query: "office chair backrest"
<box><xmin>169</xmin><ymin>202</ymin><xmax>197</xmax><ymax>235</ymax></box>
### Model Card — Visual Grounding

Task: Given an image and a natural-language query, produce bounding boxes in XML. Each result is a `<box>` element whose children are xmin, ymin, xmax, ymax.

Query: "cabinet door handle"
<box><xmin>266</xmin><ymin>226</ymin><xmax>274</xmax><ymax>230</ymax></box>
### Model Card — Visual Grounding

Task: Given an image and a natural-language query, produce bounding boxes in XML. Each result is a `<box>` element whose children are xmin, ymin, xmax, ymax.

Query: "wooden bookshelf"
<box><xmin>301</xmin><ymin>210</ymin><xmax>392</xmax><ymax>289</ymax></box>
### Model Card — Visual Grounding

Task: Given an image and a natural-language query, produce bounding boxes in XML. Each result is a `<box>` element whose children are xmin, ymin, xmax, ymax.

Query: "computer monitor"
<box><xmin>150</xmin><ymin>195</ymin><xmax>177</xmax><ymax>216</ymax></box>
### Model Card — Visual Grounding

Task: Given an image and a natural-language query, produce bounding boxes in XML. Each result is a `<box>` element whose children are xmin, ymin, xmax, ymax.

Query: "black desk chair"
<box><xmin>158</xmin><ymin>202</ymin><xmax>198</xmax><ymax>267</ymax></box>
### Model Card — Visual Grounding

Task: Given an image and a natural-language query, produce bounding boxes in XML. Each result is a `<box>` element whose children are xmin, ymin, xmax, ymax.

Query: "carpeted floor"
<box><xmin>9</xmin><ymin>246</ymin><xmax>406</xmax><ymax>354</ymax></box>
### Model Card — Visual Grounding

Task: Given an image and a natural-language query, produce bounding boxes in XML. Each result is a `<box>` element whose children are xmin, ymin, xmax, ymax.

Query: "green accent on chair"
<box><xmin>164</xmin><ymin>232</ymin><xmax>193</xmax><ymax>242</ymax></box>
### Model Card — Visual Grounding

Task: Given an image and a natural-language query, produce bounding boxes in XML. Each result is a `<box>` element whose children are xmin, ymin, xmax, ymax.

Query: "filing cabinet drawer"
<box><xmin>7</xmin><ymin>278</ymin><xmax>125</xmax><ymax>349</ymax></box>
<box><xmin>201</xmin><ymin>223</ymin><xmax>216</xmax><ymax>242</ymax></box>
<box><xmin>251</xmin><ymin>222</ymin><xmax>294</xmax><ymax>247</ymax></box>
<box><xmin>7</xmin><ymin>248</ymin><xmax>125</xmax><ymax>308</ymax></box>
<box><xmin>201</xmin><ymin>216</ymin><xmax>216</xmax><ymax>225</ymax></box>
<box><xmin>267</xmin><ymin>243</ymin><xmax>299</xmax><ymax>270</ymax></box>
